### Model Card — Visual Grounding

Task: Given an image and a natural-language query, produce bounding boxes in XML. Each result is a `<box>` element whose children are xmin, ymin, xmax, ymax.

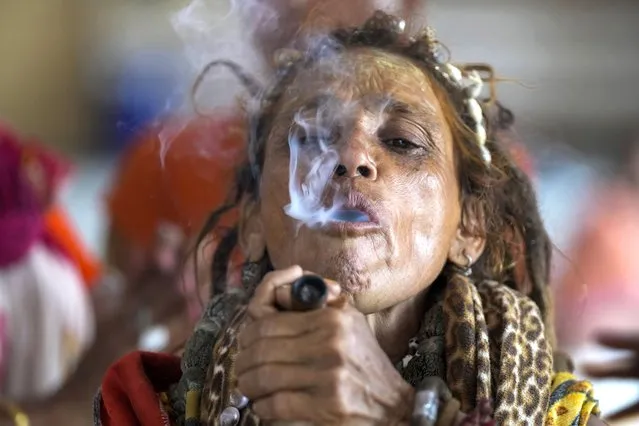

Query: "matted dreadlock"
<box><xmin>193</xmin><ymin>10</ymin><xmax>554</xmax><ymax>346</ymax></box>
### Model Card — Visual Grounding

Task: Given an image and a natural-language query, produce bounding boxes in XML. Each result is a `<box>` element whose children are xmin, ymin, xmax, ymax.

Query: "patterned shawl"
<box><xmin>168</xmin><ymin>275</ymin><xmax>599</xmax><ymax>425</ymax></box>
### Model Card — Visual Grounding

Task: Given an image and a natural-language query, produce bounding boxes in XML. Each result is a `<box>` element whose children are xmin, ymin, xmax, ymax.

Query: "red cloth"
<box><xmin>99</xmin><ymin>351</ymin><xmax>182</xmax><ymax>426</ymax></box>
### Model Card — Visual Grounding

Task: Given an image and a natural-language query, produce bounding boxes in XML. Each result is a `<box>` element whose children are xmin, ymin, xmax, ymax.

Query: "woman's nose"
<box><xmin>333</xmin><ymin>141</ymin><xmax>378</xmax><ymax>180</ymax></box>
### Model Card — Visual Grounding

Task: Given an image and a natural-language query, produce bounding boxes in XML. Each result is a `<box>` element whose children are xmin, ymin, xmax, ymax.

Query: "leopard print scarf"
<box><xmin>171</xmin><ymin>274</ymin><xmax>553</xmax><ymax>425</ymax></box>
<box><xmin>397</xmin><ymin>274</ymin><xmax>553</xmax><ymax>424</ymax></box>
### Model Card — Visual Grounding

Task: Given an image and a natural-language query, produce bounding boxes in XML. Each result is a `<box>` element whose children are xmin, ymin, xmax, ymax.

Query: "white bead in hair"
<box><xmin>435</xmin><ymin>62</ymin><xmax>491</xmax><ymax>165</ymax></box>
<box><xmin>480</xmin><ymin>146</ymin><xmax>492</xmax><ymax>164</ymax></box>
<box><xmin>476</xmin><ymin>123</ymin><xmax>487</xmax><ymax>146</ymax></box>
<box><xmin>444</xmin><ymin>64</ymin><xmax>463</xmax><ymax>83</ymax></box>
<box><xmin>466</xmin><ymin>99</ymin><xmax>483</xmax><ymax>123</ymax></box>
<box><xmin>465</xmin><ymin>70</ymin><xmax>483</xmax><ymax>98</ymax></box>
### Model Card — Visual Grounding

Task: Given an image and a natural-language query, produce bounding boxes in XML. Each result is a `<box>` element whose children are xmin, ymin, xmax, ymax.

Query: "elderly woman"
<box><xmin>95</xmin><ymin>11</ymin><xmax>604</xmax><ymax>426</ymax></box>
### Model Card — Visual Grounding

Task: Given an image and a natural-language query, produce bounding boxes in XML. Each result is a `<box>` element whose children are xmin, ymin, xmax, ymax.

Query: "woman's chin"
<box><xmin>305</xmin><ymin>251</ymin><xmax>382</xmax><ymax>295</ymax></box>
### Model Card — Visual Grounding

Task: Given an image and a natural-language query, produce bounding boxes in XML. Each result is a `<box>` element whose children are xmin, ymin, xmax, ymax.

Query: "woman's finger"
<box><xmin>251</xmin><ymin>391</ymin><xmax>317</xmax><ymax>422</ymax></box>
<box><xmin>238</xmin><ymin>309</ymin><xmax>331</xmax><ymax>350</ymax></box>
<box><xmin>247</xmin><ymin>265</ymin><xmax>304</xmax><ymax>319</ymax></box>
<box><xmin>236</xmin><ymin>330</ymin><xmax>339</xmax><ymax>376</ymax></box>
<box><xmin>237</xmin><ymin>364</ymin><xmax>319</xmax><ymax>402</ymax></box>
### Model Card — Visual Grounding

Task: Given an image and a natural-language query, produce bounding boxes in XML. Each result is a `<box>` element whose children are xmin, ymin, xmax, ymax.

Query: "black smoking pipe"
<box><xmin>290</xmin><ymin>275</ymin><xmax>328</xmax><ymax>311</ymax></box>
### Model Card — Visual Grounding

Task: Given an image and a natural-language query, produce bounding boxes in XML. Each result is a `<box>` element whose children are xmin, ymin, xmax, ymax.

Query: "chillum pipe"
<box><xmin>289</xmin><ymin>275</ymin><xmax>328</xmax><ymax>311</ymax></box>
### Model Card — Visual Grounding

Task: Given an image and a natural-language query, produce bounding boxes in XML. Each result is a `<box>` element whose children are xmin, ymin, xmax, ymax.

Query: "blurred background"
<box><xmin>1</xmin><ymin>0</ymin><xmax>638</xmax><ymax>424</ymax></box>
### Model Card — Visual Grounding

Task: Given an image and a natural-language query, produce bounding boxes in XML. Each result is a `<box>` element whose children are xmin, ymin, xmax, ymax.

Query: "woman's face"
<box><xmin>247</xmin><ymin>48</ymin><xmax>470</xmax><ymax>313</ymax></box>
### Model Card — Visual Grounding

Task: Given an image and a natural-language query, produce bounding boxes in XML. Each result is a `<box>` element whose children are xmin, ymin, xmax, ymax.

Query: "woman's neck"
<box><xmin>365</xmin><ymin>290</ymin><xmax>428</xmax><ymax>364</ymax></box>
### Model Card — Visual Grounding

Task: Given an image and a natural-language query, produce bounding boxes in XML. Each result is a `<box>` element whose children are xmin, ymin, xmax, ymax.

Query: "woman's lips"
<box><xmin>319</xmin><ymin>192</ymin><xmax>385</xmax><ymax>237</ymax></box>
<box><xmin>321</xmin><ymin>219</ymin><xmax>383</xmax><ymax>237</ymax></box>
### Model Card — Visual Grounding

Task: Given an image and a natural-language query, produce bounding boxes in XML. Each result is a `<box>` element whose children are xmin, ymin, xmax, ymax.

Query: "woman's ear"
<box><xmin>447</xmin><ymin>201</ymin><xmax>486</xmax><ymax>269</ymax></box>
<box><xmin>238</xmin><ymin>196</ymin><xmax>266</xmax><ymax>262</ymax></box>
<box><xmin>447</xmin><ymin>229</ymin><xmax>486</xmax><ymax>269</ymax></box>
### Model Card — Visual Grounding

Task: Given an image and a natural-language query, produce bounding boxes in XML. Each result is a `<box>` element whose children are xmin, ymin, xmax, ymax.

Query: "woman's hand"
<box><xmin>235</xmin><ymin>266</ymin><xmax>415</xmax><ymax>425</ymax></box>
<box><xmin>585</xmin><ymin>332</ymin><xmax>639</xmax><ymax>420</ymax></box>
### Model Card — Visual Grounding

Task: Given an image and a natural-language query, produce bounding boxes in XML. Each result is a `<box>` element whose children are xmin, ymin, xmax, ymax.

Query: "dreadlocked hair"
<box><xmin>193</xmin><ymin>10</ymin><xmax>555</xmax><ymax>347</ymax></box>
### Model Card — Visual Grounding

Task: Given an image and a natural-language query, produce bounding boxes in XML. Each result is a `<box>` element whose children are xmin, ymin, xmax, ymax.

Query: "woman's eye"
<box><xmin>383</xmin><ymin>138</ymin><xmax>419</xmax><ymax>151</ymax></box>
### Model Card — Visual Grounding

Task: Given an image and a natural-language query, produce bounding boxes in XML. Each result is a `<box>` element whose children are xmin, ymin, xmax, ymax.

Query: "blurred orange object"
<box><xmin>43</xmin><ymin>205</ymin><xmax>102</xmax><ymax>289</ymax></box>
<box><xmin>509</xmin><ymin>141</ymin><xmax>535</xmax><ymax>179</ymax></box>
<box><xmin>555</xmin><ymin>181</ymin><xmax>639</xmax><ymax>348</ymax></box>
<box><xmin>106</xmin><ymin>112</ymin><xmax>247</xmax><ymax>251</ymax></box>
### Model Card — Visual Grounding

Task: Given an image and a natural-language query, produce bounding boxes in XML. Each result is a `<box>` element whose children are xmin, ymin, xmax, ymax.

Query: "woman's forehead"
<box><xmin>280</xmin><ymin>48</ymin><xmax>439</xmax><ymax>116</ymax></box>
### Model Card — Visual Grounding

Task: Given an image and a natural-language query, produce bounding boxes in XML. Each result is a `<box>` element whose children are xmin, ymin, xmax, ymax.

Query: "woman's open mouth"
<box><xmin>319</xmin><ymin>193</ymin><xmax>384</xmax><ymax>237</ymax></box>
<box><xmin>331</xmin><ymin>209</ymin><xmax>371</xmax><ymax>223</ymax></box>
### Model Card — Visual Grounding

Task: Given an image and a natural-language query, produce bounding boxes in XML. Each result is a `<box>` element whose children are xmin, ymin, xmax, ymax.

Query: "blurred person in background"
<box><xmin>554</xmin><ymin>141</ymin><xmax>639</xmax><ymax>348</ymax></box>
<box><xmin>105</xmin><ymin>112</ymin><xmax>246</xmax><ymax>329</ymax></box>
<box><xmin>554</xmin><ymin>139</ymin><xmax>639</xmax><ymax>422</ymax></box>
<box><xmin>0</xmin><ymin>123</ymin><xmax>97</xmax><ymax>406</ymax></box>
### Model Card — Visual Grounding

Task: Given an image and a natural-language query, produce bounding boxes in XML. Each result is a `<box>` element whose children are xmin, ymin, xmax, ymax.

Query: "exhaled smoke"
<box><xmin>157</xmin><ymin>116</ymin><xmax>189</xmax><ymax>169</ymax></box>
<box><xmin>282</xmin><ymin>35</ymin><xmax>405</xmax><ymax>229</ymax></box>
<box><xmin>284</xmin><ymin>95</ymin><xmax>374</xmax><ymax>228</ymax></box>
<box><xmin>285</xmin><ymin>107</ymin><xmax>341</xmax><ymax>228</ymax></box>
<box><xmin>158</xmin><ymin>0</ymin><xmax>269</xmax><ymax>167</ymax></box>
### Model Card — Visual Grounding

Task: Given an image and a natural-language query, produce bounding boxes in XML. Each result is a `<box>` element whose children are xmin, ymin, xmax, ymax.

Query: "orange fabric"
<box><xmin>107</xmin><ymin>113</ymin><xmax>247</xmax><ymax>250</ymax></box>
<box><xmin>43</xmin><ymin>205</ymin><xmax>102</xmax><ymax>288</ymax></box>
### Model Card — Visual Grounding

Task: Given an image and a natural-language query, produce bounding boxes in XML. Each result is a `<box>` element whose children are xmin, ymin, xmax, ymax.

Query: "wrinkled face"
<box><xmin>247</xmin><ymin>48</ymin><xmax>471</xmax><ymax>313</ymax></box>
